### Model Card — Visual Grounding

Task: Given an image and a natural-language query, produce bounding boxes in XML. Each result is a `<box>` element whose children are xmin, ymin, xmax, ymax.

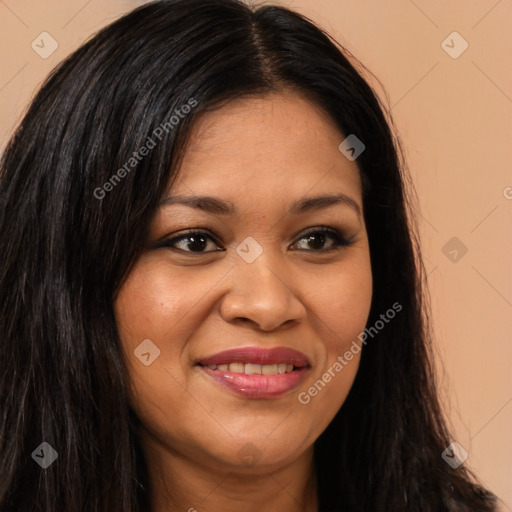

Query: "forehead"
<box><xmin>170</xmin><ymin>91</ymin><xmax>363</xmax><ymax>205</ymax></box>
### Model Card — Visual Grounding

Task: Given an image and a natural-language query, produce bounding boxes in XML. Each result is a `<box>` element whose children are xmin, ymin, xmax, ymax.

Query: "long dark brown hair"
<box><xmin>0</xmin><ymin>0</ymin><xmax>497</xmax><ymax>510</ymax></box>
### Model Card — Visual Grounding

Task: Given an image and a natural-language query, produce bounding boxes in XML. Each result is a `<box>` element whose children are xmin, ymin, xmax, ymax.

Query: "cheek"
<box><xmin>307</xmin><ymin>256</ymin><xmax>373</xmax><ymax>348</ymax></box>
<box><xmin>115</xmin><ymin>259</ymin><xmax>216</xmax><ymax>344</ymax></box>
<box><xmin>113</xmin><ymin>260</ymin><xmax>193</xmax><ymax>403</ymax></box>
<box><xmin>114</xmin><ymin>260</ymin><xmax>207</xmax><ymax>439</ymax></box>
<box><xmin>294</xmin><ymin>279</ymin><xmax>369</xmax><ymax>433</ymax></box>
<box><xmin>114</xmin><ymin>257</ymin><xmax>231</xmax><ymax>405</ymax></box>
<box><xmin>299</xmin><ymin>256</ymin><xmax>372</xmax><ymax>412</ymax></box>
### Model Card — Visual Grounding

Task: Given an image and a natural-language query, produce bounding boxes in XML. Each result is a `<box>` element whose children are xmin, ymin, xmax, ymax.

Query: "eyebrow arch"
<box><xmin>159</xmin><ymin>193</ymin><xmax>361</xmax><ymax>217</ymax></box>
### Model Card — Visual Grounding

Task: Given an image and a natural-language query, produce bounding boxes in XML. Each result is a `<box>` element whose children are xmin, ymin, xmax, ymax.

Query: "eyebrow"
<box><xmin>159</xmin><ymin>193</ymin><xmax>361</xmax><ymax>217</ymax></box>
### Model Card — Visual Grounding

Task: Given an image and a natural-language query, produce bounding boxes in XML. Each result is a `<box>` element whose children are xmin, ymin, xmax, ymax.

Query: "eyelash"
<box><xmin>157</xmin><ymin>226</ymin><xmax>355</xmax><ymax>255</ymax></box>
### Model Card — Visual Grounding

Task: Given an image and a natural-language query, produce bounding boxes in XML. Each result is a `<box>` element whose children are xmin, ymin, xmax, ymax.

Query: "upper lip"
<box><xmin>197</xmin><ymin>346</ymin><xmax>310</xmax><ymax>368</ymax></box>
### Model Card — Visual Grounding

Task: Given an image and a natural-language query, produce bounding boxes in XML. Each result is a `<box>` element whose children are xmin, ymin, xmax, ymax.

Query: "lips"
<box><xmin>197</xmin><ymin>346</ymin><xmax>309</xmax><ymax>367</ymax></box>
<box><xmin>196</xmin><ymin>347</ymin><xmax>310</xmax><ymax>399</ymax></box>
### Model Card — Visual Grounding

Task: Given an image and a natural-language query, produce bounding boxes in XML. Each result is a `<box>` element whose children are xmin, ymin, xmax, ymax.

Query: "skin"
<box><xmin>114</xmin><ymin>90</ymin><xmax>373</xmax><ymax>512</ymax></box>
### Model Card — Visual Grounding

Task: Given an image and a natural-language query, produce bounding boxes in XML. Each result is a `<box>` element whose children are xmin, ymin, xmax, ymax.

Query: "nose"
<box><xmin>219</xmin><ymin>252</ymin><xmax>307</xmax><ymax>332</ymax></box>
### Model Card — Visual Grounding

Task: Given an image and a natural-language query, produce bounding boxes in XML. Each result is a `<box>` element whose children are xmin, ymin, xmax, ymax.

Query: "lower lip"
<box><xmin>198</xmin><ymin>366</ymin><xmax>309</xmax><ymax>399</ymax></box>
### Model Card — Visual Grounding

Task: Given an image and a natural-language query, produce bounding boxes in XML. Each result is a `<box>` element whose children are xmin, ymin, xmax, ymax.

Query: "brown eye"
<box><xmin>292</xmin><ymin>227</ymin><xmax>354</xmax><ymax>252</ymax></box>
<box><xmin>158</xmin><ymin>230</ymin><xmax>223</xmax><ymax>253</ymax></box>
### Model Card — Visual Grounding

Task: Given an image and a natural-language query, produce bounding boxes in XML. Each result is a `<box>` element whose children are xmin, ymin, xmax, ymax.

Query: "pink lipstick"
<box><xmin>196</xmin><ymin>346</ymin><xmax>310</xmax><ymax>399</ymax></box>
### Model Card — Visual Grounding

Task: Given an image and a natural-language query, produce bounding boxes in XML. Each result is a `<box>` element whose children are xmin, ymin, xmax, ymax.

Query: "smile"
<box><xmin>196</xmin><ymin>346</ymin><xmax>310</xmax><ymax>399</ymax></box>
<box><xmin>201</xmin><ymin>362</ymin><xmax>296</xmax><ymax>375</ymax></box>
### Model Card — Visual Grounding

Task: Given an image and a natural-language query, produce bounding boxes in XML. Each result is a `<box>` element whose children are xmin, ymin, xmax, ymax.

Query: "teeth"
<box><xmin>228</xmin><ymin>362</ymin><xmax>244</xmax><ymax>373</ymax></box>
<box><xmin>204</xmin><ymin>363</ymin><xmax>296</xmax><ymax>375</ymax></box>
<box><xmin>245</xmin><ymin>363</ymin><xmax>261</xmax><ymax>374</ymax></box>
<box><xmin>262</xmin><ymin>364</ymin><xmax>278</xmax><ymax>375</ymax></box>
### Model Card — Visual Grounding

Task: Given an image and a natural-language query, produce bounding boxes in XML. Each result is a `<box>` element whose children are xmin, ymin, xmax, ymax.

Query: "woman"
<box><xmin>0</xmin><ymin>0</ymin><xmax>499</xmax><ymax>510</ymax></box>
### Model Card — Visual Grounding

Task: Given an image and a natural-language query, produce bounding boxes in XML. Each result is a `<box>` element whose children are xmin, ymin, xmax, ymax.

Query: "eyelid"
<box><xmin>154</xmin><ymin>227</ymin><xmax>221</xmax><ymax>246</ymax></box>
<box><xmin>290</xmin><ymin>225</ymin><xmax>355</xmax><ymax>251</ymax></box>
<box><xmin>155</xmin><ymin>225</ymin><xmax>355</xmax><ymax>254</ymax></box>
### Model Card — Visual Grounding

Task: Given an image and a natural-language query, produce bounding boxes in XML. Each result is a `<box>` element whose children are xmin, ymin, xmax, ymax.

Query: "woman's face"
<box><xmin>115</xmin><ymin>91</ymin><xmax>372</xmax><ymax>473</ymax></box>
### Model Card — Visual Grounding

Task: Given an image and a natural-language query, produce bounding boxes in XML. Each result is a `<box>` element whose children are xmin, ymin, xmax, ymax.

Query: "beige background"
<box><xmin>1</xmin><ymin>0</ymin><xmax>510</xmax><ymax>507</ymax></box>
